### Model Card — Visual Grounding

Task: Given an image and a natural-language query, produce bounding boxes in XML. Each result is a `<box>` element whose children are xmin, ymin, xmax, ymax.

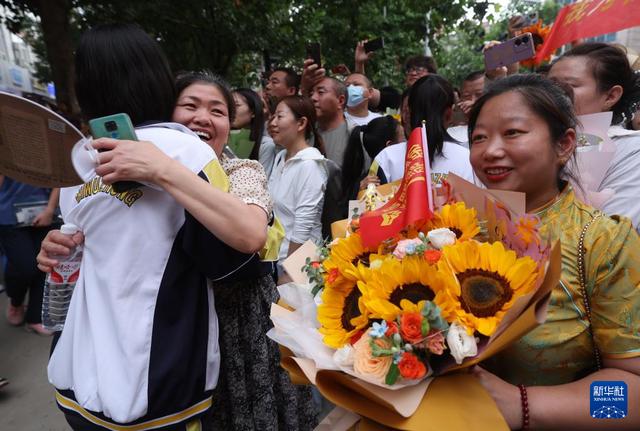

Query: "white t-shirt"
<box><xmin>268</xmin><ymin>147</ymin><xmax>328</xmax><ymax>262</ymax></box>
<box><xmin>345</xmin><ymin>110</ymin><xmax>382</xmax><ymax>127</ymax></box>
<box><xmin>51</xmin><ymin>124</ymin><xmax>253</xmax><ymax>426</ymax></box>
<box><xmin>374</xmin><ymin>140</ymin><xmax>475</xmax><ymax>185</ymax></box>
<box><xmin>447</xmin><ymin>125</ymin><xmax>469</xmax><ymax>148</ymax></box>
<box><xmin>599</xmin><ymin>126</ymin><xmax>640</xmax><ymax>231</ymax></box>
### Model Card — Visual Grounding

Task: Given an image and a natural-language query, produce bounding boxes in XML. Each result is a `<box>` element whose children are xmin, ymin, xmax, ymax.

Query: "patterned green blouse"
<box><xmin>485</xmin><ymin>187</ymin><xmax>640</xmax><ymax>386</ymax></box>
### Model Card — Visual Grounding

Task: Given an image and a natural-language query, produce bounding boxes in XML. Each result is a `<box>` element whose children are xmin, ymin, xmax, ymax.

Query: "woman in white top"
<box><xmin>268</xmin><ymin>96</ymin><xmax>328</xmax><ymax>276</ymax></box>
<box><xmin>374</xmin><ymin>74</ymin><xmax>475</xmax><ymax>185</ymax></box>
<box><xmin>548</xmin><ymin>42</ymin><xmax>640</xmax><ymax>230</ymax></box>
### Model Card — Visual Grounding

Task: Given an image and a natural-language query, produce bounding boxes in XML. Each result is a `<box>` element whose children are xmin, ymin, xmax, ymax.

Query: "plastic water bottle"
<box><xmin>42</xmin><ymin>224</ymin><xmax>82</xmax><ymax>331</ymax></box>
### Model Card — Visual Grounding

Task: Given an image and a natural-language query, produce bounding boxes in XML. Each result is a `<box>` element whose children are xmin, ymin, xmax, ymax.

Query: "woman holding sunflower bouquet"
<box><xmin>467</xmin><ymin>74</ymin><xmax>640</xmax><ymax>429</ymax></box>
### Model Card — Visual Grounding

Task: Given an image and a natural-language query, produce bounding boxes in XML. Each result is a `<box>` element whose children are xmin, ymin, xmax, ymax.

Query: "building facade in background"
<box><xmin>0</xmin><ymin>19</ymin><xmax>53</xmax><ymax>100</ymax></box>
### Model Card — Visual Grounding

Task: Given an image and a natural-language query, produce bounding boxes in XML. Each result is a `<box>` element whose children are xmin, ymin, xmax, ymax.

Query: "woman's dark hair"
<box><xmin>233</xmin><ymin>88</ymin><xmax>265</xmax><ymax>160</ymax></box>
<box><xmin>75</xmin><ymin>23</ymin><xmax>176</xmax><ymax>126</ymax></box>
<box><xmin>341</xmin><ymin>115</ymin><xmax>399</xmax><ymax>195</ymax></box>
<box><xmin>408</xmin><ymin>74</ymin><xmax>456</xmax><ymax>165</ymax></box>
<box><xmin>277</xmin><ymin>95</ymin><xmax>325</xmax><ymax>156</ymax></box>
<box><xmin>175</xmin><ymin>70</ymin><xmax>236</xmax><ymax>124</ymax></box>
<box><xmin>555</xmin><ymin>42</ymin><xmax>640</xmax><ymax>125</ymax></box>
<box><xmin>468</xmin><ymin>74</ymin><xmax>579</xmax><ymax>188</ymax></box>
<box><xmin>376</xmin><ymin>86</ymin><xmax>401</xmax><ymax>112</ymax></box>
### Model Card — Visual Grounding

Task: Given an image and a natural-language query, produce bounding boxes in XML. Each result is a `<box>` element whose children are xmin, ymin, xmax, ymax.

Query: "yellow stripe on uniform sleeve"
<box><xmin>368</xmin><ymin>160</ymin><xmax>379</xmax><ymax>177</ymax></box>
<box><xmin>201</xmin><ymin>160</ymin><xmax>230</xmax><ymax>192</ymax></box>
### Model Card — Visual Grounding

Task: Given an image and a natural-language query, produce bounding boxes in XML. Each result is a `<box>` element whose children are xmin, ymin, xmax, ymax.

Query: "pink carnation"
<box><xmin>425</xmin><ymin>330</ymin><xmax>446</xmax><ymax>355</ymax></box>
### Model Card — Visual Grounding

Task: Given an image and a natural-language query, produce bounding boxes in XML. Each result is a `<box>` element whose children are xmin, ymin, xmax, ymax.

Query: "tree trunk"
<box><xmin>35</xmin><ymin>0</ymin><xmax>79</xmax><ymax>115</ymax></box>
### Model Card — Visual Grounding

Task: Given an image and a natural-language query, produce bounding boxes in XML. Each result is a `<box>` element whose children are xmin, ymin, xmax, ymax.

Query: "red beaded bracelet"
<box><xmin>518</xmin><ymin>384</ymin><xmax>530</xmax><ymax>430</ymax></box>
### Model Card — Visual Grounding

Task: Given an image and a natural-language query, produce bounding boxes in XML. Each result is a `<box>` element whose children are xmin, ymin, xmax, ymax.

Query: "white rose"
<box><xmin>427</xmin><ymin>228</ymin><xmax>457</xmax><ymax>250</ymax></box>
<box><xmin>333</xmin><ymin>345</ymin><xmax>355</xmax><ymax>367</ymax></box>
<box><xmin>446</xmin><ymin>322</ymin><xmax>478</xmax><ymax>365</ymax></box>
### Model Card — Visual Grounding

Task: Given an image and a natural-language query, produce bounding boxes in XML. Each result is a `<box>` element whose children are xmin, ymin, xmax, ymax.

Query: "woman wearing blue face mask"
<box><xmin>344</xmin><ymin>73</ymin><xmax>382</xmax><ymax>127</ymax></box>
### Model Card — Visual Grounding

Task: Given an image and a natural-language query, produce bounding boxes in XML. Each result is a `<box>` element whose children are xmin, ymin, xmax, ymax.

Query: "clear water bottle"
<box><xmin>42</xmin><ymin>224</ymin><xmax>82</xmax><ymax>331</ymax></box>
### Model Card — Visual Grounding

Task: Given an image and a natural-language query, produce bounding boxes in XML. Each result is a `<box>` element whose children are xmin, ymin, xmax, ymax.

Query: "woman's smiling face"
<box><xmin>172</xmin><ymin>82</ymin><xmax>230</xmax><ymax>155</ymax></box>
<box><xmin>470</xmin><ymin>90</ymin><xmax>571</xmax><ymax>211</ymax></box>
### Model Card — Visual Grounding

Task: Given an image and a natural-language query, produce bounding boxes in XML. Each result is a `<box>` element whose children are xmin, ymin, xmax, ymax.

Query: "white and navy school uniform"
<box><xmin>49</xmin><ymin>124</ymin><xmax>255</xmax><ymax>429</ymax></box>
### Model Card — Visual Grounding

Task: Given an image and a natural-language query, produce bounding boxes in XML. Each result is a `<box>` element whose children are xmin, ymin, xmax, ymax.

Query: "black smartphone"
<box><xmin>263</xmin><ymin>49</ymin><xmax>272</xmax><ymax>73</ymax></box>
<box><xmin>306</xmin><ymin>42</ymin><xmax>322</xmax><ymax>69</ymax></box>
<box><xmin>364</xmin><ymin>37</ymin><xmax>384</xmax><ymax>53</ymax></box>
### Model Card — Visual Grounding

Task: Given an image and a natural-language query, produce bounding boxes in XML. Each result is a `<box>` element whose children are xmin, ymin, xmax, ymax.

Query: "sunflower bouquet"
<box><xmin>292</xmin><ymin>196</ymin><xmax>547</xmax><ymax>388</ymax></box>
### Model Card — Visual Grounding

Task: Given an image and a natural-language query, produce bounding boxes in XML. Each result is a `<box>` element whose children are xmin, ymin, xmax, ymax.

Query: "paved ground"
<box><xmin>0</xmin><ymin>292</ymin><xmax>68</xmax><ymax>430</ymax></box>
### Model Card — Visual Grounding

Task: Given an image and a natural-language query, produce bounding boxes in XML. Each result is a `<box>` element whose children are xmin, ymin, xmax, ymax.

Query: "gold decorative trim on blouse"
<box><xmin>483</xmin><ymin>187</ymin><xmax>640</xmax><ymax>386</ymax></box>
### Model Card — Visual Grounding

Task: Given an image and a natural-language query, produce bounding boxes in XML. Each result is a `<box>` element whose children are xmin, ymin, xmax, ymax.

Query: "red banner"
<box><xmin>359</xmin><ymin>127</ymin><xmax>433</xmax><ymax>247</ymax></box>
<box><xmin>536</xmin><ymin>0</ymin><xmax>640</xmax><ymax>63</ymax></box>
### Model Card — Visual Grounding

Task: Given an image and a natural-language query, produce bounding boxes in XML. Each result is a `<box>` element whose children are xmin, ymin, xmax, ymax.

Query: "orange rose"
<box><xmin>353</xmin><ymin>334</ymin><xmax>393</xmax><ymax>382</ymax></box>
<box><xmin>423</xmin><ymin>249</ymin><xmax>442</xmax><ymax>264</ymax></box>
<box><xmin>311</xmin><ymin>261</ymin><xmax>321</xmax><ymax>269</ymax></box>
<box><xmin>400</xmin><ymin>312</ymin><xmax>424</xmax><ymax>343</ymax></box>
<box><xmin>398</xmin><ymin>352</ymin><xmax>426</xmax><ymax>380</ymax></box>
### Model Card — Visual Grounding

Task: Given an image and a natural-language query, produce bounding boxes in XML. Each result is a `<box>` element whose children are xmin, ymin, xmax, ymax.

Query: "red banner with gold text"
<box><xmin>359</xmin><ymin>127</ymin><xmax>433</xmax><ymax>247</ymax></box>
<box><xmin>536</xmin><ymin>0</ymin><xmax>640</xmax><ymax>63</ymax></box>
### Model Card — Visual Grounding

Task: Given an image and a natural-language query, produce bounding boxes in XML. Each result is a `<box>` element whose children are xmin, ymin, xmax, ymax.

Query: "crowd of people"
<box><xmin>0</xmin><ymin>17</ymin><xmax>639</xmax><ymax>431</ymax></box>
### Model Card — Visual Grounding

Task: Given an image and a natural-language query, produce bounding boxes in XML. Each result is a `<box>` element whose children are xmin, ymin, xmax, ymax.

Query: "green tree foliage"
<box><xmin>3</xmin><ymin>0</ymin><xmax>485</xmax><ymax>103</ymax></box>
<box><xmin>433</xmin><ymin>20</ymin><xmax>485</xmax><ymax>88</ymax></box>
<box><xmin>244</xmin><ymin>0</ymin><xmax>474</xmax><ymax>89</ymax></box>
<box><xmin>75</xmin><ymin>0</ymin><xmax>293</xmax><ymax>76</ymax></box>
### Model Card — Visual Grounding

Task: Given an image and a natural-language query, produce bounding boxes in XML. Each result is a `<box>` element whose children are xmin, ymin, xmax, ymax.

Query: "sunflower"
<box><xmin>424</xmin><ymin>202</ymin><xmax>480</xmax><ymax>241</ymax></box>
<box><xmin>322</xmin><ymin>233</ymin><xmax>382</xmax><ymax>289</ymax></box>
<box><xmin>438</xmin><ymin>240</ymin><xmax>539</xmax><ymax>336</ymax></box>
<box><xmin>519</xmin><ymin>21</ymin><xmax>552</xmax><ymax>69</ymax></box>
<box><xmin>361</xmin><ymin>256</ymin><xmax>450</xmax><ymax>321</ymax></box>
<box><xmin>317</xmin><ymin>263</ymin><xmax>372</xmax><ymax>348</ymax></box>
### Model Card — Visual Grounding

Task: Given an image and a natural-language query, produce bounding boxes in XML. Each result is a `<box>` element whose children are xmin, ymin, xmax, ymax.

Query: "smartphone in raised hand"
<box><xmin>364</xmin><ymin>37</ymin><xmax>384</xmax><ymax>53</ymax></box>
<box><xmin>89</xmin><ymin>113</ymin><xmax>141</xmax><ymax>193</ymax></box>
<box><xmin>483</xmin><ymin>32</ymin><xmax>535</xmax><ymax>71</ymax></box>
<box><xmin>306</xmin><ymin>42</ymin><xmax>322</xmax><ymax>69</ymax></box>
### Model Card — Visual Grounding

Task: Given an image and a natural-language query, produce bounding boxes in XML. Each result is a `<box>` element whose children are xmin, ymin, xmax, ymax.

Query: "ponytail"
<box><xmin>408</xmin><ymin>75</ymin><xmax>455</xmax><ymax>166</ymax></box>
<box><xmin>621</xmin><ymin>70</ymin><xmax>640</xmax><ymax>127</ymax></box>
<box><xmin>340</xmin><ymin>116</ymin><xmax>399</xmax><ymax>200</ymax></box>
<box><xmin>341</xmin><ymin>125</ymin><xmax>366</xmax><ymax>195</ymax></box>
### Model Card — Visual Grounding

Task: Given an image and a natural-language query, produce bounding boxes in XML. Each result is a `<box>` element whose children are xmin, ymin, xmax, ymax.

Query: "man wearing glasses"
<box><xmin>404</xmin><ymin>55</ymin><xmax>438</xmax><ymax>86</ymax></box>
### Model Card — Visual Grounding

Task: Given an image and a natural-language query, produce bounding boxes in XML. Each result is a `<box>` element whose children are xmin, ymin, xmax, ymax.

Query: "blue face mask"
<box><xmin>346</xmin><ymin>85</ymin><xmax>366</xmax><ymax>108</ymax></box>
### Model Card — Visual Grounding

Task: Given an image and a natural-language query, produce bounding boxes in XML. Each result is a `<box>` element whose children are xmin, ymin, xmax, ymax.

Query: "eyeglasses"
<box><xmin>405</xmin><ymin>66</ymin><xmax>428</xmax><ymax>75</ymax></box>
